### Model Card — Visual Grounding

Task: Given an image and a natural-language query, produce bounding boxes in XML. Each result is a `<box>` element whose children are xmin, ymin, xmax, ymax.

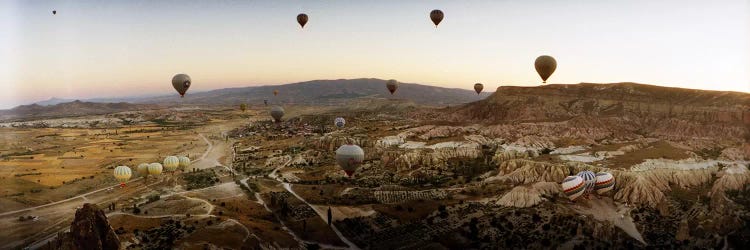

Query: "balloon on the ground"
<box><xmin>385</xmin><ymin>79</ymin><xmax>399</xmax><ymax>95</ymax></box>
<box><xmin>148</xmin><ymin>163</ymin><xmax>163</xmax><ymax>175</ymax></box>
<box><xmin>114</xmin><ymin>166</ymin><xmax>132</xmax><ymax>187</ymax></box>
<box><xmin>430</xmin><ymin>9</ymin><xmax>444</xmax><ymax>27</ymax></box>
<box><xmin>577</xmin><ymin>170</ymin><xmax>596</xmax><ymax>194</ymax></box>
<box><xmin>595</xmin><ymin>172</ymin><xmax>615</xmax><ymax>194</ymax></box>
<box><xmin>297</xmin><ymin>13</ymin><xmax>308</xmax><ymax>28</ymax></box>
<box><xmin>334</xmin><ymin>117</ymin><xmax>346</xmax><ymax>128</ymax></box>
<box><xmin>474</xmin><ymin>83</ymin><xmax>483</xmax><ymax>94</ymax></box>
<box><xmin>270</xmin><ymin>106</ymin><xmax>285</xmax><ymax>122</ymax></box>
<box><xmin>136</xmin><ymin>163</ymin><xmax>150</xmax><ymax>177</ymax></box>
<box><xmin>172</xmin><ymin>74</ymin><xmax>192</xmax><ymax>97</ymax></box>
<box><xmin>335</xmin><ymin>144</ymin><xmax>364</xmax><ymax>177</ymax></box>
<box><xmin>164</xmin><ymin>156</ymin><xmax>180</xmax><ymax>172</ymax></box>
<box><xmin>561</xmin><ymin>175</ymin><xmax>585</xmax><ymax>200</ymax></box>
<box><xmin>534</xmin><ymin>55</ymin><xmax>557</xmax><ymax>83</ymax></box>
<box><xmin>178</xmin><ymin>156</ymin><xmax>191</xmax><ymax>169</ymax></box>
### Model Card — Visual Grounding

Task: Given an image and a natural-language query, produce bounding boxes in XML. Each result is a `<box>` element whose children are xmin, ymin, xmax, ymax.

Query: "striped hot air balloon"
<box><xmin>577</xmin><ymin>170</ymin><xmax>597</xmax><ymax>194</ymax></box>
<box><xmin>595</xmin><ymin>172</ymin><xmax>615</xmax><ymax>194</ymax></box>
<box><xmin>164</xmin><ymin>156</ymin><xmax>180</xmax><ymax>172</ymax></box>
<box><xmin>136</xmin><ymin>163</ymin><xmax>150</xmax><ymax>177</ymax></box>
<box><xmin>178</xmin><ymin>156</ymin><xmax>190</xmax><ymax>169</ymax></box>
<box><xmin>561</xmin><ymin>175</ymin><xmax>585</xmax><ymax>200</ymax></box>
<box><xmin>148</xmin><ymin>163</ymin><xmax>163</xmax><ymax>175</ymax></box>
<box><xmin>113</xmin><ymin>166</ymin><xmax>132</xmax><ymax>187</ymax></box>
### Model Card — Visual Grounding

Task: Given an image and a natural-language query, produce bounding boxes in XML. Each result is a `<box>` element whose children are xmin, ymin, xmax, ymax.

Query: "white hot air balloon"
<box><xmin>334</xmin><ymin>117</ymin><xmax>346</xmax><ymax>128</ymax></box>
<box><xmin>335</xmin><ymin>144</ymin><xmax>364</xmax><ymax>177</ymax></box>
<box><xmin>577</xmin><ymin>170</ymin><xmax>596</xmax><ymax>195</ymax></box>
<box><xmin>270</xmin><ymin>106</ymin><xmax>285</xmax><ymax>122</ymax></box>
<box><xmin>561</xmin><ymin>175</ymin><xmax>585</xmax><ymax>201</ymax></box>
<box><xmin>148</xmin><ymin>163</ymin><xmax>163</xmax><ymax>175</ymax></box>
<box><xmin>113</xmin><ymin>166</ymin><xmax>132</xmax><ymax>188</ymax></box>
<box><xmin>164</xmin><ymin>156</ymin><xmax>180</xmax><ymax>173</ymax></box>
<box><xmin>595</xmin><ymin>172</ymin><xmax>615</xmax><ymax>195</ymax></box>
<box><xmin>178</xmin><ymin>156</ymin><xmax>190</xmax><ymax>169</ymax></box>
<box><xmin>136</xmin><ymin>163</ymin><xmax>150</xmax><ymax>177</ymax></box>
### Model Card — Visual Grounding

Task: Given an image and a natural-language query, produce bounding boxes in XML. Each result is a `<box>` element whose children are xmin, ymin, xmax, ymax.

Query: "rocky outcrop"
<box><xmin>47</xmin><ymin>203</ymin><xmax>120</xmax><ymax>250</ymax></box>
<box><xmin>497</xmin><ymin>159</ymin><xmax>568</xmax><ymax>184</ymax></box>
<box><xmin>497</xmin><ymin>186</ymin><xmax>543</xmax><ymax>208</ymax></box>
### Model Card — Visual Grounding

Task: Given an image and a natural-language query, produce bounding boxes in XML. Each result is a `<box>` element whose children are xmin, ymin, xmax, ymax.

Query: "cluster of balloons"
<box><xmin>296</xmin><ymin>10</ymin><xmax>444</xmax><ymax>29</ymax></box>
<box><xmin>562</xmin><ymin>171</ymin><xmax>615</xmax><ymax>200</ymax></box>
<box><xmin>112</xmin><ymin>156</ymin><xmax>191</xmax><ymax>187</ymax></box>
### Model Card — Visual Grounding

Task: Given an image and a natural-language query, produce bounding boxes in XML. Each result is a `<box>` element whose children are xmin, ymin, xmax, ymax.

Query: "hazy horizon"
<box><xmin>1</xmin><ymin>0</ymin><xmax>749</xmax><ymax>109</ymax></box>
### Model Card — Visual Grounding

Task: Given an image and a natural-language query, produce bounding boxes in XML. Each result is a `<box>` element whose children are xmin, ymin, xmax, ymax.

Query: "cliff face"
<box><xmin>46</xmin><ymin>203</ymin><xmax>120</xmax><ymax>250</ymax></box>
<box><xmin>447</xmin><ymin>83</ymin><xmax>749</xmax><ymax>143</ymax></box>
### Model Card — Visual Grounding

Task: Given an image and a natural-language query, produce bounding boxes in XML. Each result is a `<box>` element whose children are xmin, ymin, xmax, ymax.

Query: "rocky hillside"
<box><xmin>0</xmin><ymin>100</ymin><xmax>159</xmax><ymax>122</ymax></box>
<box><xmin>44</xmin><ymin>203</ymin><xmax>120</xmax><ymax>250</ymax></box>
<box><xmin>445</xmin><ymin>82</ymin><xmax>749</xmax><ymax>144</ymax></box>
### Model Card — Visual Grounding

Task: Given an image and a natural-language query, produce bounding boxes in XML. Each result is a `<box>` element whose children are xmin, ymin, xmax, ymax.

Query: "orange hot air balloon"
<box><xmin>430</xmin><ymin>10</ymin><xmax>444</xmax><ymax>27</ymax></box>
<box><xmin>297</xmin><ymin>13</ymin><xmax>308</xmax><ymax>28</ymax></box>
<box><xmin>273</xmin><ymin>90</ymin><xmax>279</xmax><ymax>96</ymax></box>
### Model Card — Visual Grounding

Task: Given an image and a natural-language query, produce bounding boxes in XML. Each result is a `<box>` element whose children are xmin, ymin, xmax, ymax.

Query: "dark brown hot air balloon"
<box><xmin>52</xmin><ymin>10</ymin><xmax>56</xmax><ymax>15</ymax></box>
<box><xmin>297</xmin><ymin>13</ymin><xmax>308</xmax><ymax>28</ymax></box>
<box><xmin>385</xmin><ymin>79</ymin><xmax>398</xmax><ymax>95</ymax></box>
<box><xmin>534</xmin><ymin>55</ymin><xmax>557</xmax><ymax>83</ymax></box>
<box><xmin>430</xmin><ymin>9</ymin><xmax>444</xmax><ymax>27</ymax></box>
<box><xmin>171</xmin><ymin>74</ymin><xmax>191</xmax><ymax>97</ymax></box>
<box><xmin>473</xmin><ymin>83</ymin><xmax>483</xmax><ymax>94</ymax></box>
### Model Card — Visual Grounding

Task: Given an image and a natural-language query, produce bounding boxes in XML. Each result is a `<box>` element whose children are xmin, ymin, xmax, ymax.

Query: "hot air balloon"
<box><xmin>595</xmin><ymin>172</ymin><xmax>615</xmax><ymax>195</ymax></box>
<box><xmin>52</xmin><ymin>10</ymin><xmax>56</xmax><ymax>15</ymax></box>
<box><xmin>270</xmin><ymin>106</ymin><xmax>284</xmax><ymax>122</ymax></box>
<box><xmin>385</xmin><ymin>79</ymin><xmax>398</xmax><ymax>95</ymax></box>
<box><xmin>577</xmin><ymin>170</ymin><xmax>596</xmax><ymax>195</ymax></box>
<box><xmin>172</xmin><ymin>74</ymin><xmax>191</xmax><ymax>97</ymax></box>
<box><xmin>264</xmin><ymin>100</ymin><xmax>268</xmax><ymax>106</ymax></box>
<box><xmin>561</xmin><ymin>175</ymin><xmax>585</xmax><ymax>201</ymax></box>
<box><xmin>148</xmin><ymin>163</ymin><xmax>163</xmax><ymax>175</ymax></box>
<box><xmin>297</xmin><ymin>13</ymin><xmax>308</xmax><ymax>28</ymax></box>
<box><xmin>335</xmin><ymin>144</ymin><xmax>364</xmax><ymax>177</ymax></box>
<box><xmin>334</xmin><ymin>117</ymin><xmax>345</xmax><ymax>128</ymax></box>
<box><xmin>430</xmin><ymin>9</ymin><xmax>444</xmax><ymax>27</ymax></box>
<box><xmin>239</xmin><ymin>103</ymin><xmax>247</xmax><ymax>112</ymax></box>
<box><xmin>273</xmin><ymin>90</ymin><xmax>279</xmax><ymax>96</ymax></box>
<box><xmin>473</xmin><ymin>83</ymin><xmax>483</xmax><ymax>94</ymax></box>
<box><xmin>163</xmin><ymin>156</ymin><xmax>180</xmax><ymax>172</ymax></box>
<box><xmin>113</xmin><ymin>166</ymin><xmax>132</xmax><ymax>187</ymax></box>
<box><xmin>534</xmin><ymin>55</ymin><xmax>557</xmax><ymax>83</ymax></box>
<box><xmin>136</xmin><ymin>163</ymin><xmax>150</xmax><ymax>177</ymax></box>
<box><xmin>178</xmin><ymin>156</ymin><xmax>191</xmax><ymax>170</ymax></box>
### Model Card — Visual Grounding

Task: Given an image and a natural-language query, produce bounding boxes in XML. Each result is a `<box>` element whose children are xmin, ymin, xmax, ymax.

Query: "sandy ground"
<box><xmin>569</xmin><ymin>197</ymin><xmax>646</xmax><ymax>245</ymax></box>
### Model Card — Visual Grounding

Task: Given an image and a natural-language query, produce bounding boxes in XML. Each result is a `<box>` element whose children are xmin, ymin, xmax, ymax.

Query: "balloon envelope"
<box><xmin>172</xmin><ymin>74</ymin><xmax>191</xmax><ymax>97</ymax></box>
<box><xmin>561</xmin><ymin>175</ymin><xmax>585</xmax><ymax>200</ymax></box>
<box><xmin>473</xmin><ymin>83</ymin><xmax>483</xmax><ymax>94</ymax></box>
<box><xmin>136</xmin><ymin>163</ymin><xmax>150</xmax><ymax>177</ymax></box>
<box><xmin>335</xmin><ymin>144</ymin><xmax>364</xmax><ymax>177</ymax></box>
<box><xmin>178</xmin><ymin>156</ymin><xmax>191</xmax><ymax>169</ymax></box>
<box><xmin>430</xmin><ymin>9</ymin><xmax>444</xmax><ymax>27</ymax></box>
<box><xmin>273</xmin><ymin>90</ymin><xmax>279</xmax><ymax>96</ymax></box>
<box><xmin>334</xmin><ymin>117</ymin><xmax>346</xmax><ymax>128</ymax></box>
<box><xmin>113</xmin><ymin>166</ymin><xmax>132</xmax><ymax>184</ymax></box>
<box><xmin>385</xmin><ymin>79</ymin><xmax>398</xmax><ymax>95</ymax></box>
<box><xmin>577</xmin><ymin>170</ymin><xmax>596</xmax><ymax>194</ymax></box>
<box><xmin>52</xmin><ymin>10</ymin><xmax>56</xmax><ymax>15</ymax></box>
<box><xmin>148</xmin><ymin>163</ymin><xmax>163</xmax><ymax>175</ymax></box>
<box><xmin>164</xmin><ymin>156</ymin><xmax>180</xmax><ymax>172</ymax></box>
<box><xmin>297</xmin><ymin>13</ymin><xmax>308</xmax><ymax>28</ymax></box>
<box><xmin>534</xmin><ymin>55</ymin><xmax>557</xmax><ymax>83</ymax></box>
<box><xmin>595</xmin><ymin>172</ymin><xmax>615</xmax><ymax>194</ymax></box>
<box><xmin>270</xmin><ymin>106</ymin><xmax>285</xmax><ymax>122</ymax></box>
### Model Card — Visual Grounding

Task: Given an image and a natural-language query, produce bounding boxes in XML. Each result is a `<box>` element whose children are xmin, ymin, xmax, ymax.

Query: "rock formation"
<box><xmin>46</xmin><ymin>203</ymin><xmax>120</xmax><ymax>250</ymax></box>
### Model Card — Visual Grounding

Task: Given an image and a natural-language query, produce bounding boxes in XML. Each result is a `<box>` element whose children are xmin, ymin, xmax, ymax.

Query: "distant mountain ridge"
<box><xmin>142</xmin><ymin>78</ymin><xmax>491</xmax><ymax>106</ymax></box>
<box><xmin>0</xmin><ymin>100</ymin><xmax>158</xmax><ymax>122</ymax></box>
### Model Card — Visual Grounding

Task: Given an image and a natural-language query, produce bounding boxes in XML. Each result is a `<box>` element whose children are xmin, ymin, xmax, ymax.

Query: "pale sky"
<box><xmin>1</xmin><ymin>0</ymin><xmax>748</xmax><ymax>109</ymax></box>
